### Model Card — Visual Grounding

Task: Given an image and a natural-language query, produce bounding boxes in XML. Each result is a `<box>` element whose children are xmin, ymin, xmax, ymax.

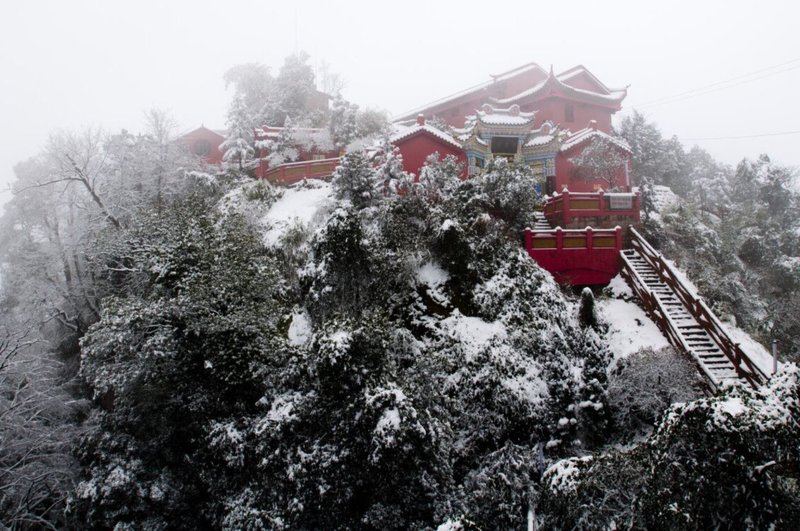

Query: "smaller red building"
<box><xmin>175</xmin><ymin>126</ymin><xmax>225</xmax><ymax>165</ymax></box>
<box><xmin>389</xmin><ymin>115</ymin><xmax>467</xmax><ymax>178</ymax></box>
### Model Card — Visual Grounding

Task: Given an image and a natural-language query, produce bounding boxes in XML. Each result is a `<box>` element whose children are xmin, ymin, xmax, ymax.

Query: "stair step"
<box><xmin>622</xmin><ymin>247</ymin><xmax>759</xmax><ymax>387</ymax></box>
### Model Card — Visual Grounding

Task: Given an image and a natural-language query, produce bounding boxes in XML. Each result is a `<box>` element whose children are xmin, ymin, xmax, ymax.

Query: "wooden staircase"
<box><xmin>620</xmin><ymin>227</ymin><xmax>768</xmax><ymax>391</ymax></box>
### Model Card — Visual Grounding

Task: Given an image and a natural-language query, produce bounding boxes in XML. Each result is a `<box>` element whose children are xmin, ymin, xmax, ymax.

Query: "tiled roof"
<box><xmin>389</xmin><ymin>123</ymin><xmax>463</xmax><ymax>149</ymax></box>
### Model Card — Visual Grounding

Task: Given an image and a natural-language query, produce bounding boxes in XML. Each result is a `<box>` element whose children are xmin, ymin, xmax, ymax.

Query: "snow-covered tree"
<box><xmin>329</xmin><ymin>94</ymin><xmax>359</xmax><ymax>150</ymax></box>
<box><xmin>473</xmin><ymin>157</ymin><xmax>539</xmax><ymax>229</ymax></box>
<box><xmin>263</xmin><ymin>116</ymin><xmax>300</xmax><ymax>168</ymax></box>
<box><xmin>374</xmin><ymin>141</ymin><xmax>412</xmax><ymax>196</ymax></box>
<box><xmin>0</xmin><ymin>318</ymin><xmax>83</xmax><ymax>529</ymax></box>
<box><xmin>331</xmin><ymin>150</ymin><xmax>380</xmax><ymax>209</ymax></box>
<box><xmin>262</xmin><ymin>52</ymin><xmax>322</xmax><ymax>127</ymax></box>
<box><xmin>220</xmin><ymin>94</ymin><xmax>255</xmax><ymax>171</ymax></box>
<box><xmin>417</xmin><ymin>153</ymin><xmax>463</xmax><ymax>201</ymax></box>
<box><xmin>541</xmin><ymin>366</ymin><xmax>800</xmax><ymax>529</ymax></box>
<box><xmin>569</xmin><ymin>136</ymin><xmax>628</xmax><ymax>190</ymax></box>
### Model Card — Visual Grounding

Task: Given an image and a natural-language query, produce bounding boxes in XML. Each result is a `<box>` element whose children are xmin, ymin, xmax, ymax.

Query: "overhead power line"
<box><xmin>682</xmin><ymin>130</ymin><xmax>800</xmax><ymax>141</ymax></box>
<box><xmin>626</xmin><ymin>57</ymin><xmax>800</xmax><ymax>110</ymax></box>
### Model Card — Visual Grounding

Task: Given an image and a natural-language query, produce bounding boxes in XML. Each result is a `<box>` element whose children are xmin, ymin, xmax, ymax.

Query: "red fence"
<box><xmin>523</xmin><ymin>226</ymin><xmax>623</xmax><ymax>286</ymax></box>
<box><xmin>544</xmin><ymin>190</ymin><xmax>640</xmax><ymax>227</ymax></box>
<box><xmin>261</xmin><ymin>158</ymin><xmax>341</xmax><ymax>185</ymax></box>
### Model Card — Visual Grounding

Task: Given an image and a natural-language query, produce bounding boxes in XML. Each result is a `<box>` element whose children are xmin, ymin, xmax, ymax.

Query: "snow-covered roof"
<box><xmin>393</xmin><ymin>63</ymin><xmax>547</xmax><ymax>121</ymax></box>
<box><xmin>476</xmin><ymin>104</ymin><xmax>536</xmax><ymax>126</ymax></box>
<box><xmin>492</xmin><ymin>67</ymin><xmax>627</xmax><ymax>107</ymax></box>
<box><xmin>555</xmin><ymin>65</ymin><xmax>626</xmax><ymax>95</ymax></box>
<box><xmin>176</xmin><ymin>125</ymin><xmax>226</xmax><ymax>140</ymax></box>
<box><xmin>389</xmin><ymin>123</ymin><xmax>463</xmax><ymax>149</ymax></box>
<box><xmin>560</xmin><ymin>127</ymin><xmax>631</xmax><ymax>153</ymax></box>
<box><xmin>525</xmin><ymin>134</ymin><xmax>555</xmax><ymax>147</ymax></box>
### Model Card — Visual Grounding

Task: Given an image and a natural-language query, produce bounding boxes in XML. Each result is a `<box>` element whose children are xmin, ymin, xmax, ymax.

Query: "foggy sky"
<box><xmin>1</xmin><ymin>0</ymin><xmax>798</xmax><ymax>207</ymax></box>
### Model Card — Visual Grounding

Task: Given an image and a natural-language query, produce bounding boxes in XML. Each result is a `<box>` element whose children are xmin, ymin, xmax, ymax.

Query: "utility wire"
<box><xmin>623</xmin><ymin>57</ymin><xmax>800</xmax><ymax>111</ymax></box>
<box><xmin>682</xmin><ymin>130</ymin><xmax>800</xmax><ymax>141</ymax></box>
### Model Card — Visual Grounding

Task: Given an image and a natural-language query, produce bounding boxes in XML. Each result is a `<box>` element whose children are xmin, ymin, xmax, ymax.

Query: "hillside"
<box><xmin>0</xmin><ymin>70</ymin><xmax>799</xmax><ymax>526</ymax></box>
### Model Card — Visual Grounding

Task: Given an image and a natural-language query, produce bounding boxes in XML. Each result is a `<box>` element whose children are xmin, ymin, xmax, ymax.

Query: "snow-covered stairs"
<box><xmin>532</xmin><ymin>212</ymin><xmax>552</xmax><ymax>231</ymax></box>
<box><xmin>620</xmin><ymin>249</ymin><xmax>741</xmax><ymax>387</ymax></box>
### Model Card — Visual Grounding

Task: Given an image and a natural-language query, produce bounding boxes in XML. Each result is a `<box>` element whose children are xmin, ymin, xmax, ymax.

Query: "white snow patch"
<box><xmin>502</xmin><ymin>358</ymin><xmax>548</xmax><ymax>408</ymax></box>
<box><xmin>375</xmin><ymin>407</ymin><xmax>401</xmax><ymax>442</ymax></box>
<box><xmin>288</xmin><ymin>310</ymin><xmax>312</xmax><ymax>346</ymax></box>
<box><xmin>605</xmin><ymin>274</ymin><xmax>633</xmax><ymax>298</ymax></box>
<box><xmin>436</xmin><ymin>520</ymin><xmax>464</xmax><ymax>531</ymax></box>
<box><xmin>651</xmin><ymin>184</ymin><xmax>679</xmax><ymax>212</ymax></box>
<box><xmin>417</xmin><ymin>261</ymin><xmax>449</xmax><ymax>287</ymax></box>
<box><xmin>599</xmin><ymin>297</ymin><xmax>669</xmax><ymax>359</ymax></box>
<box><xmin>416</xmin><ymin>261</ymin><xmax>450</xmax><ymax>306</ymax></box>
<box><xmin>261</xmin><ymin>181</ymin><xmax>332</xmax><ymax>246</ymax></box>
<box><xmin>544</xmin><ymin>456</ymin><xmax>593</xmax><ymax>494</ymax></box>
<box><xmin>255</xmin><ymin>392</ymin><xmax>303</xmax><ymax>434</ymax></box>
<box><xmin>723</xmin><ymin>324</ymin><xmax>779</xmax><ymax>377</ymax></box>
<box><xmin>440</xmin><ymin>310</ymin><xmax>508</xmax><ymax>363</ymax></box>
<box><xmin>717</xmin><ymin>396</ymin><xmax>746</xmax><ymax>417</ymax></box>
<box><xmin>267</xmin><ymin>394</ymin><xmax>299</xmax><ymax>423</ymax></box>
<box><xmin>663</xmin><ymin>258</ymin><xmax>701</xmax><ymax>298</ymax></box>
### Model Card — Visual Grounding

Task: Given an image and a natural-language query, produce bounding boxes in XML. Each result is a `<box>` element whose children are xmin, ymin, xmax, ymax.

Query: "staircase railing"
<box><xmin>620</xmin><ymin>250</ymin><xmax>721</xmax><ymax>388</ymax></box>
<box><xmin>626</xmin><ymin>227</ymin><xmax>767</xmax><ymax>387</ymax></box>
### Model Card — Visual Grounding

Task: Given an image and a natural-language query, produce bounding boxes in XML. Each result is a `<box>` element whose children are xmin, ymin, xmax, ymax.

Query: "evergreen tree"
<box><xmin>329</xmin><ymin>94</ymin><xmax>359</xmax><ymax>150</ymax></box>
<box><xmin>331</xmin><ymin>150</ymin><xmax>380</xmax><ymax>209</ymax></box>
<box><xmin>220</xmin><ymin>94</ymin><xmax>255</xmax><ymax>171</ymax></box>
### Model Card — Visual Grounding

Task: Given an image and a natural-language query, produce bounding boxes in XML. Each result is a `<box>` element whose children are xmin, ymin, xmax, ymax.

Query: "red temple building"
<box><xmin>390</xmin><ymin>62</ymin><xmax>637</xmax><ymax>285</ymax></box>
<box><xmin>394</xmin><ymin>63</ymin><xmax>627</xmax><ymax>133</ymax></box>
<box><xmin>178</xmin><ymin>61</ymin><xmax>638</xmax><ymax>285</ymax></box>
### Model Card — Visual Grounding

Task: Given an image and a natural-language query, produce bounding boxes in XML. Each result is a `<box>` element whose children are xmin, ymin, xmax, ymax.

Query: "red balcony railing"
<box><xmin>523</xmin><ymin>226</ymin><xmax>623</xmax><ymax>286</ymax></box>
<box><xmin>544</xmin><ymin>190</ymin><xmax>640</xmax><ymax>227</ymax></box>
<box><xmin>261</xmin><ymin>157</ymin><xmax>340</xmax><ymax>185</ymax></box>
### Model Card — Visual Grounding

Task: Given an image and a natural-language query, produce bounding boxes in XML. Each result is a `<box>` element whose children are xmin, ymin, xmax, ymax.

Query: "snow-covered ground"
<box><xmin>261</xmin><ymin>180</ymin><xmax>333</xmax><ymax>246</ymax></box>
<box><xmin>600</xmin><ymin>275</ymin><xmax>670</xmax><ymax>359</ymax></box>
<box><xmin>724</xmin><ymin>324</ymin><xmax>777</xmax><ymax>377</ymax></box>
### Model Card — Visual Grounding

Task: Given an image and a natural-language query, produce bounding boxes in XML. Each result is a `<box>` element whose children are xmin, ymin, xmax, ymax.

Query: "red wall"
<box><xmin>524</xmin><ymin>227</ymin><xmax>623</xmax><ymax>286</ymax></box>
<box><xmin>394</xmin><ymin>133</ymin><xmax>467</xmax><ymax>179</ymax></box>
<box><xmin>528</xmin><ymin>98</ymin><xmax>613</xmax><ymax>133</ymax></box>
